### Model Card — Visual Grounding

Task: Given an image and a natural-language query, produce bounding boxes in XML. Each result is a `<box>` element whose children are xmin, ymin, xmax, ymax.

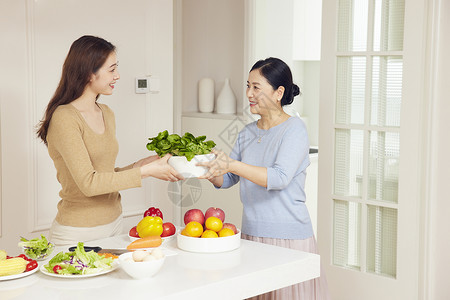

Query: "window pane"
<box><xmin>368</xmin><ymin>131</ymin><xmax>399</xmax><ymax>203</ymax></box>
<box><xmin>333</xmin><ymin>200</ymin><xmax>361</xmax><ymax>270</ymax></box>
<box><xmin>335</xmin><ymin>129</ymin><xmax>364</xmax><ymax>197</ymax></box>
<box><xmin>336</xmin><ymin>57</ymin><xmax>366</xmax><ymax>125</ymax></box>
<box><xmin>371</xmin><ymin>56</ymin><xmax>403</xmax><ymax>127</ymax></box>
<box><xmin>367</xmin><ymin>205</ymin><xmax>397</xmax><ymax>278</ymax></box>
<box><xmin>337</xmin><ymin>0</ymin><xmax>369</xmax><ymax>51</ymax></box>
<box><xmin>373</xmin><ymin>0</ymin><xmax>405</xmax><ymax>51</ymax></box>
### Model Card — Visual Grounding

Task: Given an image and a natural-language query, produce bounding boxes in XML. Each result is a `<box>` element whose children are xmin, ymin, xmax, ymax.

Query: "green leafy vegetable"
<box><xmin>18</xmin><ymin>235</ymin><xmax>55</xmax><ymax>259</ymax></box>
<box><xmin>147</xmin><ymin>130</ymin><xmax>216</xmax><ymax>161</ymax></box>
<box><xmin>44</xmin><ymin>242</ymin><xmax>114</xmax><ymax>275</ymax></box>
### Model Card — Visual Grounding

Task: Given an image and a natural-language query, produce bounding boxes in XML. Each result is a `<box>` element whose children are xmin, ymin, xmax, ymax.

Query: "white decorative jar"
<box><xmin>198</xmin><ymin>78</ymin><xmax>215</xmax><ymax>113</ymax></box>
<box><xmin>216</xmin><ymin>78</ymin><xmax>236</xmax><ymax>114</ymax></box>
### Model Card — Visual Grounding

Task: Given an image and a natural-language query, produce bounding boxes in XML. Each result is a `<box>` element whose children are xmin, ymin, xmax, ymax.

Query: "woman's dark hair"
<box><xmin>250</xmin><ymin>57</ymin><xmax>300</xmax><ymax>106</ymax></box>
<box><xmin>36</xmin><ymin>35</ymin><xmax>116</xmax><ymax>145</ymax></box>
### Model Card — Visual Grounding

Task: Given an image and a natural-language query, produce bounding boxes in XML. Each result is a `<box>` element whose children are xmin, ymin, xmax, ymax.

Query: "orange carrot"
<box><xmin>126</xmin><ymin>235</ymin><xmax>162</xmax><ymax>250</ymax></box>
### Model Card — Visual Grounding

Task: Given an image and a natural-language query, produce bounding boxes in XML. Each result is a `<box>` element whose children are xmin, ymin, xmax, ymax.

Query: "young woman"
<box><xmin>199</xmin><ymin>57</ymin><xmax>330</xmax><ymax>299</ymax></box>
<box><xmin>36</xmin><ymin>35</ymin><xmax>182</xmax><ymax>245</ymax></box>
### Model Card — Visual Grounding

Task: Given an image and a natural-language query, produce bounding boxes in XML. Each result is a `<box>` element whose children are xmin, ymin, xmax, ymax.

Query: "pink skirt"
<box><xmin>242</xmin><ymin>234</ymin><xmax>331</xmax><ymax>300</ymax></box>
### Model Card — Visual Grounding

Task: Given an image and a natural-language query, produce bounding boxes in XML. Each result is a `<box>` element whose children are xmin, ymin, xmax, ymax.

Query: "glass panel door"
<box><xmin>333</xmin><ymin>0</ymin><xmax>404</xmax><ymax>278</ymax></box>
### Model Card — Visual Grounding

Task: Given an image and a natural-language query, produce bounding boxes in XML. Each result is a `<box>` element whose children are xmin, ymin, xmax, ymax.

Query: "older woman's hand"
<box><xmin>197</xmin><ymin>149</ymin><xmax>235</xmax><ymax>180</ymax></box>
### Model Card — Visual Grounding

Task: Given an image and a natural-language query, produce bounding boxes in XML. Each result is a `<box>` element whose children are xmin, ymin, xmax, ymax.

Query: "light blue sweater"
<box><xmin>220</xmin><ymin>117</ymin><xmax>314</xmax><ymax>239</ymax></box>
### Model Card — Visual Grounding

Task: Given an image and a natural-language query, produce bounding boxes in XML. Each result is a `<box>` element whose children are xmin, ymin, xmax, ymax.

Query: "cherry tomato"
<box><xmin>26</xmin><ymin>260</ymin><xmax>38</xmax><ymax>272</ymax></box>
<box><xmin>18</xmin><ymin>254</ymin><xmax>31</xmax><ymax>261</ymax></box>
<box><xmin>53</xmin><ymin>265</ymin><xmax>62</xmax><ymax>274</ymax></box>
<box><xmin>129</xmin><ymin>226</ymin><xmax>139</xmax><ymax>238</ymax></box>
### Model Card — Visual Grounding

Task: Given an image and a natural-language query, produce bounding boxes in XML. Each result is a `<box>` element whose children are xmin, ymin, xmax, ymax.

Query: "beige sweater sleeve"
<box><xmin>48</xmin><ymin>105</ymin><xmax>142</xmax><ymax>198</ymax></box>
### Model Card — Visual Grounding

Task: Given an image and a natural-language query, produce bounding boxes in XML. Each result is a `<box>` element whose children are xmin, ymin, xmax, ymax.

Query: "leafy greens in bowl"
<box><xmin>18</xmin><ymin>235</ymin><xmax>55</xmax><ymax>260</ymax></box>
<box><xmin>146</xmin><ymin>130</ymin><xmax>216</xmax><ymax>161</ymax></box>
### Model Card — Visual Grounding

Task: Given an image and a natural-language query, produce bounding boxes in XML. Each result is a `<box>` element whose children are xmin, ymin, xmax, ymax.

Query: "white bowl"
<box><xmin>21</xmin><ymin>242</ymin><xmax>55</xmax><ymax>261</ymax></box>
<box><xmin>119</xmin><ymin>251</ymin><xmax>165</xmax><ymax>279</ymax></box>
<box><xmin>128</xmin><ymin>227</ymin><xmax>179</xmax><ymax>242</ymax></box>
<box><xmin>177</xmin><ymin>230</ymin><xmax>241</xmax><ymax>253</ymax></box>
<box><xmin>168</xmin><ymin>154</ymin><xmax>215</xmax><ymax>178</ymax></box>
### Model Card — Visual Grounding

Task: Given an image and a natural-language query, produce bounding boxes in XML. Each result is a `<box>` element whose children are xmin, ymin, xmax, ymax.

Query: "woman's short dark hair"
<box><xmin>250</xmin><ymin>57</ymin><xmax>300</xmax><ymax>106</ymax></box>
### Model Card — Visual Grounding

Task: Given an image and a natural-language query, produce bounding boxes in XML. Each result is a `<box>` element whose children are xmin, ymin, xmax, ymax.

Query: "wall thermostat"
<box><xmin>135</xmin><ymin>76</ymin><xmax>161</xmax><ymax>94</ymax></box>
<box><xmin>135</xmin><ymin>77</ymin><xmax>150</xmax><ymax>94</ymax></box>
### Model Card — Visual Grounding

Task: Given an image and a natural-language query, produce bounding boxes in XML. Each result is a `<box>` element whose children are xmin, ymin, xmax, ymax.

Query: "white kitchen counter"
<box><xmin>0</xmin><ymin>234</ymin><xmax>320</xmax><ymax>300</ymax></box>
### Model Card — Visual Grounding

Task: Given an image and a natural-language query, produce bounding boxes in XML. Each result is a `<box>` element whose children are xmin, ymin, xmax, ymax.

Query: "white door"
<box><xmin>318</xmin><ymin>0</ymin><xmax>427</xmax><ymax>299</ymax></box>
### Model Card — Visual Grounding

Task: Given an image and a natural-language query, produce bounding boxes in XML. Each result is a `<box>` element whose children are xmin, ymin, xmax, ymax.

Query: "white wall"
<box><xmin>0</xmin><ymin>0</ymin><xmax>174</xmax><ymax>253</ymax></box>
<box><xmin>180</xmin><ymin>0</ymin><xmax>245</xmax><ymax>115</ymax></box>
<box><xmin>427</xmin><ymin>0</ymin><xmax>450</xmax><ymax>298</ymax></box>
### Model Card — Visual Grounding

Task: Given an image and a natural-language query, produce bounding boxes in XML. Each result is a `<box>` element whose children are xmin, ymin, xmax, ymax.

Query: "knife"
<box><xmin>68</xmin><ymin>246</ymin><xmax>130</xmax><ymax>255</ymax></box>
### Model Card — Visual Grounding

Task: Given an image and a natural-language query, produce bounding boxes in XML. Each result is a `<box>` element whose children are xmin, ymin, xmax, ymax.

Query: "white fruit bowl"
<box><xmin>177</xmin><ymin>230</ymin><xmax>241</xmax><ymax>253</ymax></box>
<box><xmin>119</xmin><ymin>252</ymin><xmax>165</xmax><ymax>279</ymax></box>
<box><xmin>168</xmin><ymin>154</ymin><xmax>215</xmax><ymax>178</ymax></box>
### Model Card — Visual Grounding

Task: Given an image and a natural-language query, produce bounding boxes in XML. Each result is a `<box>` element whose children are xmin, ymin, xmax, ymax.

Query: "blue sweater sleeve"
<box><xmin>220</xmin><ymin>130</ymin><xmax>242</xmax><ymax>189</ymax></box>
<box><xmin>266</xmin><ymin>119</ymin><xmax>310</xmax><ymax>190</ymax></box>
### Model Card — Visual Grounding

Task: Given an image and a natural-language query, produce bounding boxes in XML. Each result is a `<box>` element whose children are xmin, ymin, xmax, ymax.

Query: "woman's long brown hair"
<box><xmin>36</xmin><ymin>35</ymin><xmax>116</xmax><ymax>145</ymax></box>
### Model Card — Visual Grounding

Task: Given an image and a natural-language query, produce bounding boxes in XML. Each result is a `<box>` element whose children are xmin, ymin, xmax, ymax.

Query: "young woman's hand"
<box><xmin>140</xmin><ymin>154</ymin><xmax>184</xmax><ymax>181</ymax></box>
<box><xmin>133</xmin><ymin>155</ymin><xmax>159</xmax><ymax>168</ymax></box>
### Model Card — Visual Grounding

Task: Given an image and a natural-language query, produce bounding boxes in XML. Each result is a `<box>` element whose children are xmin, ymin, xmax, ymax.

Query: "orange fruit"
<box><xmin>201</xmin><ymin>230</ymin><xmax>218</xmax><ymax>238</ymax></box>
<box><xmin>218</xmin><ymin>228</ymin><xmax>235</xmax><ymax>237</ymax></box>
<box><xmin>181</xmin><ymin>228</ymin><xmax>188</xmax><ymax>236</ymax></box>
<box><xmin>185</xmin><ymin>221</ymin><xmax>203</xmax><ymax>237</ymax></box>
<box><xmin>205</xmin><ymin>217</ymin><xmax>223</xmax><ymax>232</ymax></box>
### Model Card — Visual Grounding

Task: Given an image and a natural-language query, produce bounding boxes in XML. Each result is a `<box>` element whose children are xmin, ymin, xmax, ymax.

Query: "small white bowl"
<box><xmin>21</xmin><ymin>242</ymin><xmax>55</xmax><ymax>261</ymax></box>
<box><xmin>119</xmin><ymin>251</ymin><xmax>165</xmax><ymax>279</ymax></box>
<box><xmin>168</xmin><ymin>154</ymin><xmax>215</xmax><ymax>178</ymax></box>
<box><xmin>177</xmin><ymin>230</ymin><xmax>241</xmax><ymax>253</ymax></box>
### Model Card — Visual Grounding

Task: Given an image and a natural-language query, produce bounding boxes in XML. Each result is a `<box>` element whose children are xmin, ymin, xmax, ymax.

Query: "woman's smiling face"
<box><xmin>246</xmin><ymin>69</ymin><xmax>282</xmax><ymax>116</ymax></box>
<box><xmin>88</xmin><ymin>52</ymin><xmax>120</xmax><ymax>96</ymax></box>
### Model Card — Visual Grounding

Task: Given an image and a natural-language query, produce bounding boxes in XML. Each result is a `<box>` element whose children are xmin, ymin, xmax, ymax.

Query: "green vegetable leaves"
<box><xmin>18</xmin><ymin>235</ymin><xmax>55</xmax><ymax>260</ymax></box>
<box><xmin>147</xmin><ymin>130</ymin><xmax>216</xmax><ymax>161</ymax></box>
<box><xmin>44</xmin><ymin>242</ymin><xmax>114</xmax><ymax>275</ymax></box>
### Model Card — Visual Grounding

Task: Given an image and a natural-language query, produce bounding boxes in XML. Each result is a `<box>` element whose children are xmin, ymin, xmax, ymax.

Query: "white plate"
<box><xmin>39</xmin><ymin>261</ymin><xmax>118</xmax><ymax>279</ymax></box>
<box><xmin>0</xmin><ymin>266</ymin><xmax>39</xmax><ymax>281</ymax></box>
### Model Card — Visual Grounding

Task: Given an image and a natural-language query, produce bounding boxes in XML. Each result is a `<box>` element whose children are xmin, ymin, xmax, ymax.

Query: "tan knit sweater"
<box><xmin>47</xmin><ymin>103</ymin><xmax>142</xmax><ymax>227</ymax></box>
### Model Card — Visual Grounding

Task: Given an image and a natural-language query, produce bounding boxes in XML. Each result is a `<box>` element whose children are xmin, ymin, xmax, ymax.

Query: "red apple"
<box><xmin>184</xmin><ymin>209</ymin><xmax>205</xmax><ymax>225</ymax></box>
<box><xmin>205</xmin><ymin>207</ymin><xmax>225</xmax><ymax>222</ymax></box>
<box><xmin>161</xmin><ymin>222</ymin><xmax>176</xmax><ymax>237</ymax></box>
<box><xmin>129</xmin><ymin>226</ymin><xmax>139</xmax><ymax>238</ymax></box>
<box><xmin>223</xmin><ymin>222</ymin><xmax>238</xmax><ymax>234</ymax></box>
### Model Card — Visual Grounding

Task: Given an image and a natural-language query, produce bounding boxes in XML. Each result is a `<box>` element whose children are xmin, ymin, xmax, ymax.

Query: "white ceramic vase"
<box><xmin>216</xmin><ymin>78</ymin><xmax>236</xmax><ymax>114</ymax></box>
<box><xmin>198</xmin><ymin>78</ymin><xmax>215</xmax><ymax>113</ymax></box>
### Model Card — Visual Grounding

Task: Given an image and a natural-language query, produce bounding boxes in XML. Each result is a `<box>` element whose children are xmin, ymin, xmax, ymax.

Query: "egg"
<box><xmin>132</xmin><ymin>250</ymin><xmax>149</xmax><ymax>262</ymax></box>
<box><xmin>151</xmin><ymin>248</ymin><xmax>165</xmax><ymax>260</ymax></box>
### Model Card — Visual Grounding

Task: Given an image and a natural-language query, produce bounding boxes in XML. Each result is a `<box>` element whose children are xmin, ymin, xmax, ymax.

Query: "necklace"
<box><xmin>257</xmin><ymin>126</ymin><xmax>269</xmax><ymax>143</ymax></box>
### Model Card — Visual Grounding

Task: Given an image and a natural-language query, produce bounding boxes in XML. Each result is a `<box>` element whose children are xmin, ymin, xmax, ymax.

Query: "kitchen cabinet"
<box><xmin>0</xmin><ymin>234</ymin><xmax>320</xmax><ymax>299</ymax></box>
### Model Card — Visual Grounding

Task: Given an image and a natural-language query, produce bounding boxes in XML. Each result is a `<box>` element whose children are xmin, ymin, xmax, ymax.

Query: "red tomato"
<box><xmin>161</xmin><ymin>222</ymin><xmax>176</xmax><ymax>237</ymax></box>
<box><xmin>53</xmin><ymin>265</ymin><xmax>62</xmax><ymax>274</ymax></box>
<box><xmin>129</xmin><ymin>226</ymin><xmax>139</xmax><ymax>238</ymax></box>
<box><xmin>18</xmin><ymin>254</ymin><xmax>31</xmax><ymax>261</ymax></box>
<box><xmin>26</xmin><ymin>260</ymin><xmax>38</xmax><ymax>272</ymax></box>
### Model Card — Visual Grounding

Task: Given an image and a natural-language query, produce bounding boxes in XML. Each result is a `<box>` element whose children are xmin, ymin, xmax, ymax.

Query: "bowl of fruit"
<box><xmin>128</xmin><ymin>207</ymin><xmax>178</xmax><ymax>243</ymax></box>
<box><xmin>177</xmin><ymin>207</ymin><xmax>241</xmax><ymax>253</ymax></box>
